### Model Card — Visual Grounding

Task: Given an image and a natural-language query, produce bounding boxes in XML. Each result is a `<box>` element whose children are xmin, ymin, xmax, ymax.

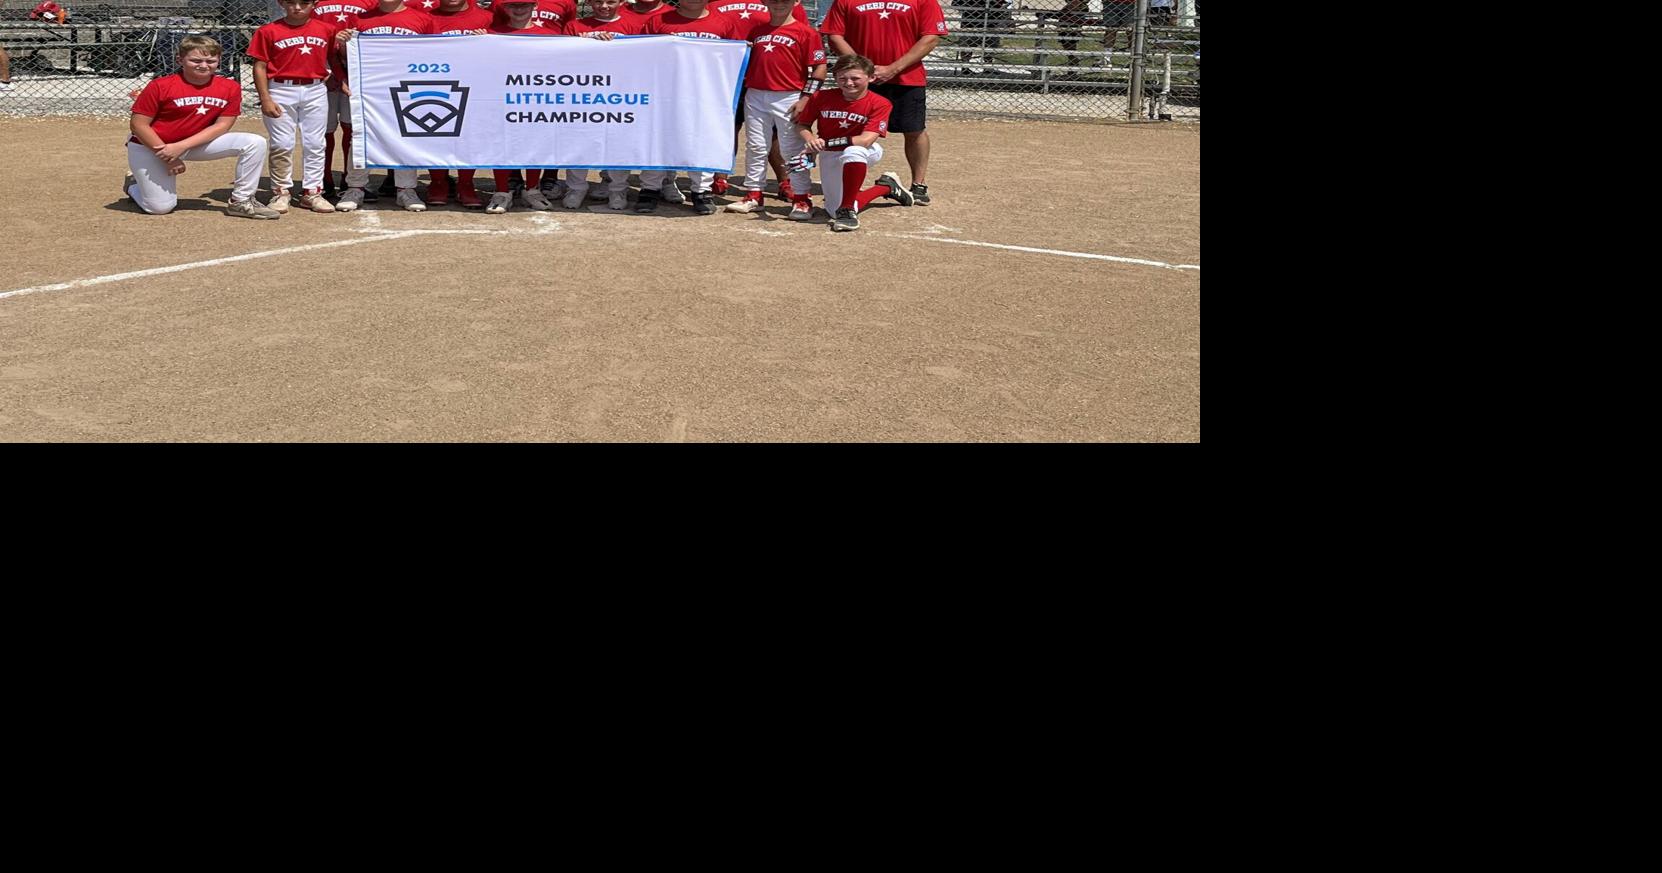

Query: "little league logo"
<box><xmin>390</xmin><ymin>80</ymin><xmax>470</xmax><ymax>137</ymax></box>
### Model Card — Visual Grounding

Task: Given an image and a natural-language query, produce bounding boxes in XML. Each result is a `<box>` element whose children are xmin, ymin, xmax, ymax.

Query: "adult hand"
<box><xmin>261</xmin><ymin>100</ymin><xmax>282</xmax><ymax>118</ymax></box>
<box><xmin>788</xmin><ymin>97</ymin><xmax>808</xmax><ymax>119</ymax></box>
<box><xmin>873</xmin><ymin>64</ymin><xmax>898</xmax><ymax>83</ymax></box>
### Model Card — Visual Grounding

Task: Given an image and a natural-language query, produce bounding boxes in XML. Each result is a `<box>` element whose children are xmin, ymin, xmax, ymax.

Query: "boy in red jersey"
<box><xmin>250</xmin><ymin>0</ymin><xmax>339</xmax><ymax>213</ymax></box>
<box><xmin>124</xmin><ymin>35</ymin><xmax>280</xmax><ymax>218</ymax></box>
<box><xmin>792</xmin><ymin>54</ymin><xmax>913</xmax><ymax>231</ymax></box>
<box><xmin>723</xmin><ymin>0</ymin><xmax>824</xmax><ymax>219</ymax></box>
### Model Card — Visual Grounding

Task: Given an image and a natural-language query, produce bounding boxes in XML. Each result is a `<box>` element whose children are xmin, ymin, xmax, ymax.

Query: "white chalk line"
<box><xmin>4</xmin><ymin>219</ymin><xmax>1194</xmax><ymax>303</ymax></box>
<box><xmin>1</xmin><ymin>224</ymin><xmax>558</xmax><ymax>302</ymax></box>
<box><xmin>890</xmin><ymin>235</ymin><xmax>1200</xmax><ymax>271</ymax></box>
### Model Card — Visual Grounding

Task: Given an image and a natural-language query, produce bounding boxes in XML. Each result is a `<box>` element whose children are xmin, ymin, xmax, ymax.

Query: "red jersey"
<box><xmin>249</xmin><ymin>18</ymin><xmax>338</xmax><ymax>80</ymax></box>
<box><xmin>646</xmin><ymin>10</ymin><xmax>745</xmax><ymax>40</ymax></box>
<box><xmin>532</xmin><ymin>0</ymin><xmax>579</xmax><ymax>31</ymax></box>
<box><xmin>621</xmin><ymin>1</ymin><xmax>674</xmax><ymax>22</ymax></box>
<box><xmin>427</xmin><ymin>1</ymin><xmax>493</xmax><ymax>34</ymax></box>
<box><xmin>131</xmin><ymin>74</ymin><xmax>242</xmax><ymax>144</ymax></box>
<box><xmin>313</xmin><ymin>1</ymin><xmax>374</xmax><ymax>27</ymax></box>
<box><xmin>566</xmin><ymin>15</ymin><xmax>648</xmax><ymax>36</ymax></box>
<box><xmin>819</xmin><ymin>0</ymin><xmax>947</xmax><ymax>87</ymax></box>
<box><xmin>709</xmin><ymin>2</ymin><xmax>808</xmax><ymax>28</ymax></box>
<box><xmin>796</xmin><ymin>88</ymin><xmax>890</xmax><ymax>148</ymax></box>
<box><xmin>346</xmin><ymin>6</ymin><xmax>433</xmax><ymax>34</ymax></box>
<box><xmin>743</xmin><ymin>18</ymin><xmax>824</xmax><ymax>91</ymax></box>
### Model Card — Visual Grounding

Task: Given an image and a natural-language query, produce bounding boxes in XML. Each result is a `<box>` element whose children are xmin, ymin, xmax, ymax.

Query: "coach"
<box><xmin>819</xmin><ymin>0</ymin><xmax>945</xmax><ymax>205</ymax></box>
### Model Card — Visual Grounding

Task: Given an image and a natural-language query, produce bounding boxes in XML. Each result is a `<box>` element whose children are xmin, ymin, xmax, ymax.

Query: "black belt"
<box><xmin>272</xmin><ymin>77</ymin><xmax>323</xmax><ymax>85</ymax></box>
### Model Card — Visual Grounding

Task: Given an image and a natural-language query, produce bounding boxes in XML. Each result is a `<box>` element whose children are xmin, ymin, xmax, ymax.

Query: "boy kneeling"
<box><xmin>125</xmin><ymin>35</ymin><xmax>279</xmax><ymax>218</ymax></box>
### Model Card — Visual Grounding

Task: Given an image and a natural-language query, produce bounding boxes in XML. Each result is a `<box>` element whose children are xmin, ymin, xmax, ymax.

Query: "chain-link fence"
<box><xmin>1</xmin><ymin>0</ymin><xmax>1197</xmax><ymax>121</ymax></box>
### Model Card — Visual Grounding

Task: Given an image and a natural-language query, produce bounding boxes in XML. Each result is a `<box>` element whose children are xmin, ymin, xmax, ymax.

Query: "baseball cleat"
<box><xmin>299</xmin><ymin>190</ymin><xmax>336</xmax><ymax>213</ymax></box>
<box><xmin>458</xmin><ymin>187</ymin><xmax>483</xmax><ymax>209</ymax></box>
<box><xmin>542</xmin><ymin>178</ymin><xmax>567</xmax><ymax>201</ymax></box>
<box><xmin>831</xmin><ymin>207</ymin><xmax>860</xmax><ymax>231</ymax></box>
<box><xmin>521</xmin><ymin>188</ymin><xmax>554</xmax><ymax>210</ymax></box>
<box><xmin>691</xmin><ymin>193</ymin><xmax>716</xmax><ymax>215</ymax></box>
<box><xmin>397</xmin><ymin>188</ymin><xmax>426</xmax><ymax>212</ymax></box>
<box><xmin>659</xmin><ymin>183</ymin><xmax>684</xmax><ymax>205</ymax></box>
<box><xmin>787</xmin><ymin>199</ymin><xmax>814</xmax><ymax>221</ymax></box>
<box><xmin>267</xmin><ymin>191</ymin><xmax>292</xmax><ymax>213</ymax></box>
<box><xmin>910</xmin><ymin>183</ymin><xmax>931</xmax><ymax>206</ymax></box>
<box><xmin>876</xmin><ymin>172</ymin><xmax>914</xmax><ymax>206</ymax></box>
<box><xmin>121</xmin><ymin>174</ymin><xmax>135</xmax><ymax>203</ymax></box>
<box><xmin>485</xmin><ymin>191</ymin><xmax>512</xmax><ymax>214</ymax></box>
<box><xmin>634</xmin><ymin>189</ymin><xmax>660</xmax><ymax>214</ymax></box>
<box><xmin>227</xmin><ymin>198</ymin><xmax>281</xmax><ymax>219</ymax></box>
<box><xmin>724</xmin><ymin>193</ymin><xmax>763</xmax><ymax>213</ymax></box>
<box><xmin>562</xmin><ymin>188</ymin><xmax>585</xmax><ymax>209</ymax></box>
<box><xmin>607</xmin><ymin>191</ymin><xmax>629</xmax><ymax>211</ymax></box>
<box><xmin>335</xmin><ymin>187</ymin><xmax>366</xmax><ymax>212</ymax></box>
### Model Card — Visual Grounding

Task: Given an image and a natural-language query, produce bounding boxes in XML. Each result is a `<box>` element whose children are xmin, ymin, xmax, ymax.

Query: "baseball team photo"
<box><xmin>1</xmin><ymin>0</ymin><xmax>1201</xmax><ymax>442</ymax></box>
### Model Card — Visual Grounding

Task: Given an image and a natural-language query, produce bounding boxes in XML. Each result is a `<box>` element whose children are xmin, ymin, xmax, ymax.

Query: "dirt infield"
<box><xmin>0</xmin><ymin>116</ymin><xmax>1200</xmax><ymax>442</ymax></box>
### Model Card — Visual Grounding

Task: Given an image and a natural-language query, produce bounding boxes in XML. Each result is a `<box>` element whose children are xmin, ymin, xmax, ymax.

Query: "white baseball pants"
<box><xmin>816</xmin><ymin>143</ymin><xmax>885</xmax><ymax>213</ymax></box>
<box><xmin>639</xmin><ymin>169</ymin><xmax>713</xmax><ymax>194</ymax></box>
<box><xmin>563</xmin><ymin>168</ymin><xmax>629</xmax><ymax>198</ymax></box>
<box><xmin>125</xmin><ymin>133</ymin><xmax>268</xmax><ymax>215</ymax></box>
<box><xmin>343</xmin><ymin>92</ymin><xmax>416</xmax><ymax>189</ymax></box>
<box><xmin>742</xmin><ymin>88</ymin><xmax>810</xmax><ymax>195</ymax></box>
<box><xmin>262</xmin><ymin>80</ymin><xmax>328</xmax><ymax>191</ymax></box>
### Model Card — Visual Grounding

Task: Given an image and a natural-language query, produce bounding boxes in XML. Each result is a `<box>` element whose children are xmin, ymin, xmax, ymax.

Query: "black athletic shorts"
<box><xmin>871</xmin><ymin>82</ymin><xmax>926</xmax><ymax>133</ymax></box>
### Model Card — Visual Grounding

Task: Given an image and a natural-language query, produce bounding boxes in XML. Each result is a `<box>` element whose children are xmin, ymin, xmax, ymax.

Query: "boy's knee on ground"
<box><xmin>139</xmin><ymin>194</ymin><xmax>178</xmax><ymax>214</ymax></box>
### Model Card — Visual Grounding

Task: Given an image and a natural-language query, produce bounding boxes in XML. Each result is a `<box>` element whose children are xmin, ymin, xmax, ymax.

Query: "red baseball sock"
<box><xmin>853</xmin><ymin>184</ymin><xmax>886</xmax><ymax>211</ymax></box>
<box><xmin>493</xmin><ymin>170</ymin><xmax>513</xmax><ymax>190</ymax></box>
<box><xmin>840</xmin><ymin>161</ymin><xmax>868</xmax><ymax>211</ymax></box>
<box><xmin>457</xmin><ymin>169</ymin><xmax>476</xmax><ymax>187</ymax></box>
<box><xmin>525</xmin><ymin>170</ymin><xmax>542</xmax><ymax>188</ymax></box>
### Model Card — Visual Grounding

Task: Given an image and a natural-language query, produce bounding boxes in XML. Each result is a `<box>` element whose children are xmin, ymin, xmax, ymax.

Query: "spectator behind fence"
<box><xmin>1150</xmin><ymin>0</ymin><xmax>1175</xmax><ymax>27</ymax></box>
<box><xmin>953</xmin><ymin>0</ymin><xmax>1012</xmax><ymax>74</ymax></box>
<box><xmin>1103</xmin><ymin>0</ymin><xmax>1134</xmax><ymax>51</ymax></box>
<box><xmin>1</xmin><ymin>46</ymin><xmax>12</xmax><ymax>91</ymax></box>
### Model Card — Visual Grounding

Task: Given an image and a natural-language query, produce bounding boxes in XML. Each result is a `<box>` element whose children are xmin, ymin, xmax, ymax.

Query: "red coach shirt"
<box><xmin>346</xmin><ymin>6</ymin><xmax>433</xmax><ymax>34</ymax></box>
<box><xmin>566</xmin><ymin>15</ymin><xmax>648</xmax><ymax>36</ymax></box>
<box><xmin>744</xmin><ymin>18</ymin><xmax>825</xmax><ymax>90</ymax></box>
<box><xmin>796</xmin><ymin>88</ymin><xmax>890</xmax><ymax>149</ymax></box>
<box><xmin>533</xmin><ymin>0</ymin><xmax>579</xmax><ymax>30</ymax></box>
<box><xmin>249</xmin><ymin>17</ymin><xmax>338</xmax><ymax>80</ymax></box>
<box><xmin>820</xmin><ymin>0</ymin><xmax>947</xmax><ymax>87</ymax></box>
<box><xmin>132</xmin><ymin>74</ymin><xmax>242</xmax><ymax>144</ymax></box>
<box><xmin>427</xmin><ymin>1</ymin><xmax>493</xmax><ymax>34</ymax></box>
<box><xmin>313</xmin><ymin>1</ymin><xmax>373</xmax><ymax>27</ymax></box>
<box><xmin>710</xmin><ymin>2</ymin><xmax>808</xmax><ymax>29</ymax></box>
<box><xmin>647</xmin><ymin>10</ymin><xmax>745</xmax><ymax>40</ymax></box>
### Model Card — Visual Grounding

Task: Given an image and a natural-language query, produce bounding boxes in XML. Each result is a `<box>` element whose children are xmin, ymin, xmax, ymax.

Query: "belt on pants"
<box><xmin>271</xmin><ymin>77</ymin><xmax>324</xmax><ymax>85</ymax></box>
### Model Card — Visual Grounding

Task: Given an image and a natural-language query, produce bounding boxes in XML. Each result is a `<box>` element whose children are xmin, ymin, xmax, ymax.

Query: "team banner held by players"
<box><xmin>349</xmin><ymin>34</ymin><xmax>749</xmax><ymax>173</ymax></box>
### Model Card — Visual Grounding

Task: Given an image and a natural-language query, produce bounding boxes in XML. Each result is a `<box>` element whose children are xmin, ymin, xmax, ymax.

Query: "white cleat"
<box><xmin>485</xmin><ymin>191</ymin><xmax>512</xmax><ymax>214</ymax></box>
<box><xmin>397</xmin><ymin>188</ymin><xmax>426</xmax><ymax>212</ymax></box>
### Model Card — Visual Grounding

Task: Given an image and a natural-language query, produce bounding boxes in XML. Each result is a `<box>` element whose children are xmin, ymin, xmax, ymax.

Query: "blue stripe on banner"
<box><xmin>732</xmin><ymin>46</ymin><xmax>751</xmax><ymax>113</ymax></box>
<box><xmin>409</xmin><ymin>91</ymin><xmax>451</xmax><ymax>100</ymax></box>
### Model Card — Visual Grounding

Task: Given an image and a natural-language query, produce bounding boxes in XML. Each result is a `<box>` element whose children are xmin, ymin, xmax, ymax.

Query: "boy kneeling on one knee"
<box><xmin>125</xmin><ymin>35</ymin><xmax>280</xmax><ymax>219</ymax></box>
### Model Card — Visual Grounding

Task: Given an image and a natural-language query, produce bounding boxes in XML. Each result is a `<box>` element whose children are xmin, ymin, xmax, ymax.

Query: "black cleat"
<box><xmin>831</xmin><ymin>207</ymin><xmax>860</xmax><ymax>232</ymax></box>
<box><xmin>634</xmin><ymin>189</ymin><xmax>660</xmax><ymax>214</ymax></box>
<box><xmin>876</xmin><ymin>172</ymin><xmax>914</xmax><ymax>206</ymax></box>
<box><xmin>910</xmin><ymin>184</ymin><xmax>931</xmax><ymax>206</ymax></box>
<box><xmin>691</xmin><ymin>192</ymin><xmax>716</xmax><ymax>215</ymax></box>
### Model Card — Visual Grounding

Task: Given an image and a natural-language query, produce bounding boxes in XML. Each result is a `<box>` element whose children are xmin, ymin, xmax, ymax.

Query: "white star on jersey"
<box><xmin>335</xmin><ymin>13</ymin><xmax>348</xmax><ymax>22</ymax></box>
<box><xmin>738</xmin><ymin>10</ymin><xmax>751</xmax><ymax>18</ymax></box>
<box><xmin>299</xmin><ymin>45</ymin><xmax>313</xmax><ymax>54</ymax></box>
<box><xmin>532</xmin><ymin>19</ymin><xmax>544</xmax><ymax>26</ymax></box>
<box><xmin>422</xmin><ymin>0</ymin><xmax>433</xmax><ymax>6</ymax></box>
<box><xmin>196</xmin><ymin>105</ymin><xmax>210</xmax><ymax>114</ymax></box>
<box><xmin>839</xmin><ymin>119</ymin><xmax>850</xmax><ymax>127</ymax></box>
<box><xmin>878</xmin><ymin>10</ymin><xmax>891</xmax><ymax>18</ymax></box>
<box><xmin>762</xmin><ymin>43</ymin><xmax>775</xmax><ymax>51</ymax></box>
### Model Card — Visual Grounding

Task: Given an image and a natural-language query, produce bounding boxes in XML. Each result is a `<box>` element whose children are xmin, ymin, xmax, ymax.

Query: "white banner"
<box><xmin>348</xmin><ymin>34</ymin><xmax>750</xmax><ymax>173</ymax></box>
